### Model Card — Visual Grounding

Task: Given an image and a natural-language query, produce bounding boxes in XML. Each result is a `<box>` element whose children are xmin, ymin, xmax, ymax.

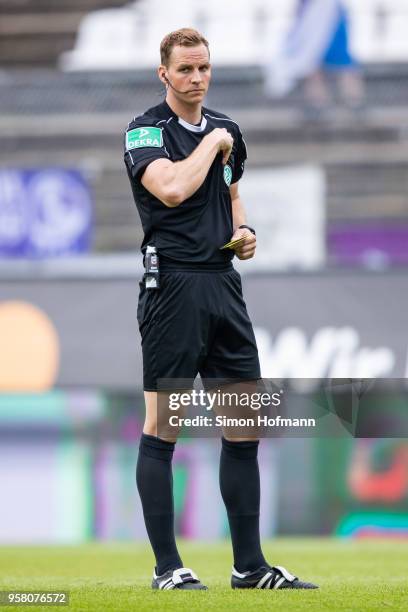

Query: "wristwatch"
<box><xmin>238</xmin><ymin>224</ymin><xmax>256</xmax><ymax>236</ymax></box>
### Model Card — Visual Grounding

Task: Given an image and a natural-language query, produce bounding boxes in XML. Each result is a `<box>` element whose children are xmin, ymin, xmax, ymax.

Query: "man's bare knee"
<box><xmin>143</xmin><ymin>390</ymin><xmax>182</xmax><ymax>442</ymax></box>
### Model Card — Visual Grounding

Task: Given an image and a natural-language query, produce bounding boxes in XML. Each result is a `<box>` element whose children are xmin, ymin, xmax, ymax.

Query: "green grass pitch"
<box><xmin>0</xmin><ymin>539</ymin><xmax>407</xmax><ymax>611</ymax></box>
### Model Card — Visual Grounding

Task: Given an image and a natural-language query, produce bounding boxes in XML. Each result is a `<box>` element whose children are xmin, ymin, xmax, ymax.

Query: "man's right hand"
<box><xmin>207</xmin><ymin>128</ymin><xmax>234</xmax><ymax>165</ymax></box>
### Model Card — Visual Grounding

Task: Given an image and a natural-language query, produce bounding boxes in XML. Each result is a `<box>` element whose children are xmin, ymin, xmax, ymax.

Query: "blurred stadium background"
<box><xmin>0</xmin><ymin>0</ymin><xmax>407</xmax><ymax>549</ymax></box>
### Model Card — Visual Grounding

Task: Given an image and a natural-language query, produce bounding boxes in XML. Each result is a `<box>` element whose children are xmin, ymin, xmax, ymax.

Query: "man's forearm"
<box><xmin>170</xmin><ymin>133</ymin><xmax>221</xmax><ymax>203</ymax></box>
<box><xmin>231</xmin><ymin>191</ymin><xmax>257</xmax><ymax>261</ymax></box>
<box><xmin>231</xmin><ymin>194</ymin><xmax>247</xmax><ymax>230</ymax></box>
<box><xmin>142</xmin><ymin>128</ymin><xmax>233</xmax><ymax>207</ymax></box>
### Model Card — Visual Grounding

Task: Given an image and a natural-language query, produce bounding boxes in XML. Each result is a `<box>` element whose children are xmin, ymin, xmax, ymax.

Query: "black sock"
<box><xmin>219</xmin><ymin>437</ymin><xmax>267</xmax><ymax>573</ymax></box>
<box><xmin>136</xmin><ymin>433</ymin><xmax>183</xmax><ymax>575</ymax></box>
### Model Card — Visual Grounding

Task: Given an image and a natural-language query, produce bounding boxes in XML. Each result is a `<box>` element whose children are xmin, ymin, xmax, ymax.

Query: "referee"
<box><xmin>124</xmin><ymin>28</ymin><xmax>317</xmax><ymax>592</ymax></box>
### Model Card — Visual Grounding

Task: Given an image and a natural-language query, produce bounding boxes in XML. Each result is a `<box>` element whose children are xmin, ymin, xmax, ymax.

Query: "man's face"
<box><xmin>162</xmin><ymin>43</ymin><xmax>211</xmax><ymax>105</ymax></box>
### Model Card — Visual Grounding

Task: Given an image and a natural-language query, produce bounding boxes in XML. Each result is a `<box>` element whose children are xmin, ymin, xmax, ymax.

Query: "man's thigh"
<box><xmin>138</xmin><ymin>272</ymin><xmax>213</xmax><ymax>392</ymax></box>
<box><xmin>199</xmin><ymin>269</ymin><xmax>261</xmax><ymax>382</ymax></box>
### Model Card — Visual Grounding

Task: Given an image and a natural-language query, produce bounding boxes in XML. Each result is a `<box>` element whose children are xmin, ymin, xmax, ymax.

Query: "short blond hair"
<box><xmin>160</xmin><ymin>28</ymin><xmax>210</xmax><ymax>66</ymax></box>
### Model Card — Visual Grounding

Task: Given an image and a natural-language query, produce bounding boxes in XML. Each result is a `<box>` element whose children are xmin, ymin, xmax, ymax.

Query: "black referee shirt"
<box><xmin>124</xmin><ymin>100</ymin><xmax>247</xmax><ymax>265</ymax></box>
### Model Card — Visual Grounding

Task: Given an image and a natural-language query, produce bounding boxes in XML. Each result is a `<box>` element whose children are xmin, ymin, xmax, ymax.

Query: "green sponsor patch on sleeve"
<box><xmin>126</xmin><ymin>126</ymin><xmax>163</xmax><ymax>150</ymax></box>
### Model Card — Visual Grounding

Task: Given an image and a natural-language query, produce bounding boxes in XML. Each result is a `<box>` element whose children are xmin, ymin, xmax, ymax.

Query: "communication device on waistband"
<box><xmin>144</xmin><ymin>245</ymin><xmax>160</xmax><ymax>290</ymax></box>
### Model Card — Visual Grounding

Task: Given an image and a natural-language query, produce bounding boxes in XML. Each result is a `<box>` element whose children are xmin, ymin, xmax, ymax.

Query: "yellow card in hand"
<box><xmin>220</xmin><ymin>236</ymin><xmax>247</xmax><ymax>250</ymax></box>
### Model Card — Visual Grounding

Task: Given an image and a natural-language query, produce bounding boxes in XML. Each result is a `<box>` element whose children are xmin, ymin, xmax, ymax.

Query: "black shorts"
<box><xmin>137</xmin><ymin>266</ymin><xmax>261</xmax><ymax>391</ymax></box>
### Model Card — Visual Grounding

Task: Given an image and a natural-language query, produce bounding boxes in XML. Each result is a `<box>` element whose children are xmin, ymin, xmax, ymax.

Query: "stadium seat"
<box><xmin>344</xmin><ymin>0</ymin><xmax>408</xmax><ymax>61</ymax></box>
<box><xmin>60</xmin><ymin>0</ymin><xmax>296</xmax><ymax>69</ymax></box>
<box><xmin>60</xmin><ymin>0</ymin><xmax>408</xmax><ymax>71</ymax></box>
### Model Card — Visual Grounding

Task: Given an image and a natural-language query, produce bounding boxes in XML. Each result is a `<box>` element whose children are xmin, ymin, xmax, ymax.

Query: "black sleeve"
<box><xmin>232</xmin><ymin>128</ymin><xmax>248</xmax><ymax>184</ymax></box>
<box><xmin>123</xmin><ymin>119</ymin><xmax>169</xmax><ymax>182</ymax></box>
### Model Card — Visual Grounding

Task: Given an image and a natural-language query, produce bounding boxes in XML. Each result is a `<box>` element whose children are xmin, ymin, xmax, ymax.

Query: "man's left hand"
<box><xmin>230</xmin><ymin>228</ymin><xmax>256</xmax><ymax>260</ymax></box>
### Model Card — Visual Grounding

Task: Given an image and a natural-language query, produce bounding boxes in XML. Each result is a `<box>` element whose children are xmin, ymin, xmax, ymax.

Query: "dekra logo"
<box><xmin>126</xmin><ymin>127</ymin><xmax>163</xmax><ymax>150</ymax></box>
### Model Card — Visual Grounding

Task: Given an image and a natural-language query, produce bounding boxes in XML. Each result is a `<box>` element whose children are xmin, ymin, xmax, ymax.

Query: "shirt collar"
<box><xmin>178</xmin><ymin>115</ymin><xmax>208</xmax><ymax>133</ymax></box>
<box><xmin>162</xmin><ymin>100</ymin><xmax>208</xmax><ymax>133</ymax></box>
